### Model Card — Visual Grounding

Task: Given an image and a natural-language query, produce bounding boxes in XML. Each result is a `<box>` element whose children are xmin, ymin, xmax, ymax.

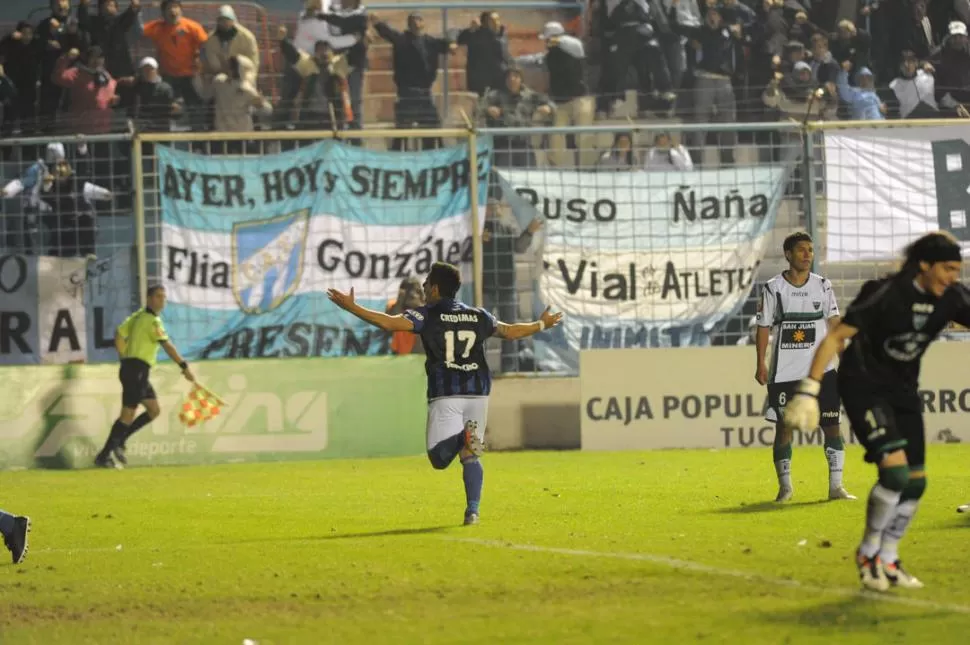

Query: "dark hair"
<box><xmin>161</xmin><ymin>0</ymin><xmax>182</xmax><ymax>10</ymax></box>
<box><xmin>87</xmin><ymin>45</ymin><xmax>104</xmax><ymax>61</ymax></box>
<box><xmin>428</xmin><ymin>262</ymin><xmax>461</xmax><ymax>299</ymax></box>
<box><xmin>314</xmin><ymin>40</ymin><xmax>331</xmax><ymax>53</ymax></box>
<box><xmin>505</xmin><ymin>67</ymin><xmax>523</xmax><ymax>81</ymax></box>
<box><xmin>783</xmin><ymin>232</ymin><xmax>812</xmax><ymax>254</ymax></box>
<box><xmin>147</xmin><ymin>285</ymin><xmax>166</xmax><ymax>298</ymax></box>
<box><xmin>16</xmin><ymin>21</ymin><xmax>32</xmax><ymax>31</ymax></box>
<box><xmin>901</xmin><ymin>231</ymin><xmax>962</xmax><ymax>274</ymax></box>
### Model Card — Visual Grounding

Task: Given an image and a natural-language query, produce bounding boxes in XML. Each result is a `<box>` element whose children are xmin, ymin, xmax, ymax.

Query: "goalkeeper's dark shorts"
<box><xmin>119</xmin><ymin>358</ymin><xmax>156</xmax><ymax>408</ymax></box>
<box><xmin>838</xmin><ymin>376</ymin><xmax>925</xmax><ymax>467</ymax></box>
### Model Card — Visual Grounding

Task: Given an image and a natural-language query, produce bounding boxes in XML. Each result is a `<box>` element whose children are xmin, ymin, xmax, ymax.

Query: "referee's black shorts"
<box><xmin>119</xmin><ymin>358</ymin><xmax>156</xmax><ymax>408</ymax></box>
<box><xmin>838</xmin><ymin>372</ymin><xmax>925</xmax><ymax>467</ymax></box>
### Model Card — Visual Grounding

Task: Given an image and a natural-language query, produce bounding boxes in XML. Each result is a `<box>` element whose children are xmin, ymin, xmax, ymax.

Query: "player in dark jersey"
<box><xmin>328</xmin><ymin>262</ymin><xmax>563</xmax><ymax>526</ymax></box>
<box><xmin>784</xmin><ymin>232</ymin><xmax>969</xmax><ymax>591</ymax></box>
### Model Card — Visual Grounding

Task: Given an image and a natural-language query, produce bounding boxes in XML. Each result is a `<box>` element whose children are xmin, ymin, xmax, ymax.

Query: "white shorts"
<box><xmin>426</xmin><ymin>396</ymin><xmax>489</xmax><ymax>451</ymax></box>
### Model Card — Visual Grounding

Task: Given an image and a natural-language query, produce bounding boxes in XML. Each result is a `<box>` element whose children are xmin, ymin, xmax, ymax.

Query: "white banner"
<box><xmin>36</xmin><ymin>256</ymin><xmax>88</xmax><ymax>364</ymax></box>
<box><xmin>824</xmin><ymin>125</ymin><xmax>970</xmax><ymax>262</ymax></box>
<box><xmin>498</xmin><ymin>166</ymin><xmax>790</xmax><ymax>370</ymax></box>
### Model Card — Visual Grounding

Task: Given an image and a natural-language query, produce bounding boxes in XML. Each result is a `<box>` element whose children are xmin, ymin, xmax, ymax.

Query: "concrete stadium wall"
<box><xmin>487</xmin><ymin>376</ymin><xmax>581</xmax><ymax>451</ymax></box>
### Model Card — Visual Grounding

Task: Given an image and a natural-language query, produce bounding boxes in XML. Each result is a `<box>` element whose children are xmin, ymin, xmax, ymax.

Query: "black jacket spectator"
<box><xmin>670</xmin><ymin>8</ymin><xmax>742</xmax><ymax>77</ymax></box>
<box><xmin>132</xmin><ymin>61</ymin><xmax>177</xmax><ymax>132</ymax></box>
<box><xmin>830</xmin><ymin>21</ymin><xmax>871</xmax><ymax>73</ymax></box>
<box><xmin>78</xmin><ymin>0</ymin><xmax>141</xmax><ymax>80</ymax></box>
<box><xmin>934</xmin><ymin>35</ymin><xmax>970</xmax><ymax>111</ymax></box>
<box><xmin>457</xmin><ymin>12</ymin><xmax>510</xmax><ymax>96</ymax></box>
<box><xmin>373</xmin><ymin>16</ymin><xmax>452</xmax><ymax>92</ymax></box>
<box><xmin>0</xmin><ymin>23</ymin><xmax>41</xmax><ymax>132</ymax></box>
<box><xmin>35</xmin><ymin>0</ymin><xmax>76</xmax><ymax>120</ymax></box>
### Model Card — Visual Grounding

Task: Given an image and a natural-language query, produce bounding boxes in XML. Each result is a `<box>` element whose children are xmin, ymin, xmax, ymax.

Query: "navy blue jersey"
<box><xmin>403</xmin><ymin>299</ymin><xmax>498</xmax><ymax>400</ymax></box>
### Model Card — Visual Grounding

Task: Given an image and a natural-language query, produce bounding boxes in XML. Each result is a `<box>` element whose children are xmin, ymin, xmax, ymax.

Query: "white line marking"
<box><xmin>443</xmin><ymin>537</ymin><xmax>970</xmax><ymax>615</ymax></box>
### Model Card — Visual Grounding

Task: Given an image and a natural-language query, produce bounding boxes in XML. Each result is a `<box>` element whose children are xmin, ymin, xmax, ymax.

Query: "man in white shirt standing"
<box><xmin>755</xmin><ymin>232</ymin><xmax>856</xmax><ymax>503</ymax></box>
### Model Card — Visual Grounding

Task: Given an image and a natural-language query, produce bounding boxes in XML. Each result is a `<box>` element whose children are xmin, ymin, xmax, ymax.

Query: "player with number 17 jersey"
<box><xmin>327</xmin><ymin>262</ymin><xmax>562</xmax><ymax>526</ymax></box>
<box><xmin>403</xmin><ymin>300</ymin><xmax>496</xmax><ymax>400</ymax></box>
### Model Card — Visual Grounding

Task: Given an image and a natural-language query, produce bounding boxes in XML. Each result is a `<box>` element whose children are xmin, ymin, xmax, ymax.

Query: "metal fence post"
<box><xmin>442</xmin><ymin>7</ymin><xmax>451</xmax><ymax>124</ymax></box>
<box><xmin>132</xmin><ymin>136</ymin><xmax>148</xmax><ymax>308</ymax></box>
<box><xmin>467</xmin><ymin>129</ymin><xmax>483</xmax><ymax>308</ymax></box>
<box><xmin>802</xmin><ymin>125</ymin><xmax>819</xmax><ymax>253</ymax></box>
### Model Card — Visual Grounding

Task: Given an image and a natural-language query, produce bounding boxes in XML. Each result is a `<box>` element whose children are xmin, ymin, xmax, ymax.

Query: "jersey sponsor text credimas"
<box><xmin>757</xmin><ymin>273</ymin><xmax>839</xmax><ymax>383</ymax></box>
<box><xmin>403</xmin><ymin>299</ymin><xmax>497</xmax><ymax>400</ymax></box>
<box><xmin>840</xmin><ymin>278</ymin><xmax>970</xmax><ymax>406</ymax></box>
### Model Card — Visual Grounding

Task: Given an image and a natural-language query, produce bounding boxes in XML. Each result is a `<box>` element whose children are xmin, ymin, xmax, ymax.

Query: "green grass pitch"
<box><xmin>2</xmin><ymin>445</ymin><xmax>970</xmax><ymax>644</ymax></box>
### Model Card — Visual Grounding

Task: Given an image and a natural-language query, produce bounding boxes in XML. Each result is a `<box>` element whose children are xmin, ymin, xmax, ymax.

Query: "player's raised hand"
<box><xmin>327</xmin><ymin>287</ymin><xmax>356</xmax><ymax>311</ymax></box>
<box><xmin>538</xmin><ymin>306</ymin><xmax>563</xmax><ymax>331</ymax></box>
<box><xmin>782</xmin><ymin>378</ymin><xmax>821</xmax><ymax>431</ymax></box>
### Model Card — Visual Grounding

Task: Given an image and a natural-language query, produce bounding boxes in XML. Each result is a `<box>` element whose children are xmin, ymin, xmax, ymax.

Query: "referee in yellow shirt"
<box><xmin>94</xmin><ymin>285</ymin><xmax>195</xmax><ymax>469</ymax></box>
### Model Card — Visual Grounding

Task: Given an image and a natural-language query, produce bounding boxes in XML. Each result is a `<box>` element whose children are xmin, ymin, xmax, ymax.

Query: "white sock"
<box><xmin>775</xmin><ymin>459</ymin><xmax>792</xmax><ymax>489</ymax></box>
<box><xmin>825</xmin><ymin>447</ymin><xmax>845</xmax><ymax>490</ymax></box>
<box><xmin>859</xmin><ymin>484</ymin><xmax>903</xmax><ymax>558</ymax></box>
<box><xmin>879</xmin><ymin>499</ymin><xmax>920</xmax><ymax>564</ymax></box>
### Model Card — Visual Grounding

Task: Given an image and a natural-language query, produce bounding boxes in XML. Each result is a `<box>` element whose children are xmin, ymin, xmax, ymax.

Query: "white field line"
<box><xmin>442</xmin><ymin>536</ymin><xmax>970</xmax><ymax>615</ymax></box>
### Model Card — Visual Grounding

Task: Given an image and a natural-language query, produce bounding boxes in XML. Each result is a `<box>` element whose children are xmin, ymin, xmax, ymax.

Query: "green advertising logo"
<box><xmin>0</xmin><ymin>356</ymin><xmax>427</xmax><ymax>470</ymax></box>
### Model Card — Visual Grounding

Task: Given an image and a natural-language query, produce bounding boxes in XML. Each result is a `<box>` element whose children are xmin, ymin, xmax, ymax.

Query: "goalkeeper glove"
<box><xmin>783</xmin><ymin>378</ymin><xmax>821</xmax><ymax>431</ymax></box>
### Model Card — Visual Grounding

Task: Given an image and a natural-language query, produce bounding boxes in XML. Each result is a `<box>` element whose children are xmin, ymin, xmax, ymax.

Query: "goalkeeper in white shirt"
<box><xmin>755</xmin><ymin>232</ymin><xmax>856</xmax><ymax>503</ymax></box>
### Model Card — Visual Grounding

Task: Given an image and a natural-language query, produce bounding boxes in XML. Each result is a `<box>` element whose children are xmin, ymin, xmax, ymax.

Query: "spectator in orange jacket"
<box><xmin>143</xmin><ymin>0</ymin><xmax>208</xmax><ymax>128</ymax></box>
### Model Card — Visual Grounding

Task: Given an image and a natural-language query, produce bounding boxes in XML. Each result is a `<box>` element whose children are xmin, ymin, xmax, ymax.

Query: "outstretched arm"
<box><xmin>494</xmin><ymin>307</ymin><xmax>563</xmax><ymax>340</ymax></box>
<box><xmin>328</xmin><ymin>287</ymin><xmax>415</xmax><ymax>332</ymax></box>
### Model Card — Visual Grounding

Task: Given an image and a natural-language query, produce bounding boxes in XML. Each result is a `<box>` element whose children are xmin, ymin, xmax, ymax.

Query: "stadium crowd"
<box><xmin>2</xmin><ymin>0</ymin><xmax>970</xmax><ymax>259</ymax></box>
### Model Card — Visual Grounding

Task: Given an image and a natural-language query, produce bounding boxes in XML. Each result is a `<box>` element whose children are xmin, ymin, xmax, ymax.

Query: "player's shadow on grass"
<box><xmin>715</xmin><ymin>500</ymin><xmax>830</xmax><ymax>515</ymax></box>
<box><xmin>220</xmin><ymin>525</ymin><xmax>454</xmax><ymax>546</ymax></box>
<box><xmin>753</xmin><ymin>597</ymin><xmax>951</xmax><ymax>630</ymax></box>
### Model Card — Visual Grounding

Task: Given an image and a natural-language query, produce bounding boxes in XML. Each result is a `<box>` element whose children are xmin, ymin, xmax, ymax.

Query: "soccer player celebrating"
<box><xmin>755</xmin><ymin>232</ymin><xmax>855</xmax><ymax>502</ymax></box>
<box><xmin>0</xmin><ymin>509</ymin><xmax>29</xmax><ymax>564</ymax></box>
<box><xmin>785</xmin><ymin>231</ymin><xmax>969</xmax><ymax>591</ymax></box>
<box><xmin>94</xmin><ymin>285</ymin><xmax>195</xmax><ymax>469</ymax></box>
<box><xmin>327</xmin><ymin>262</ymin><xmax>562</xmax><ymax>525</ymax></box>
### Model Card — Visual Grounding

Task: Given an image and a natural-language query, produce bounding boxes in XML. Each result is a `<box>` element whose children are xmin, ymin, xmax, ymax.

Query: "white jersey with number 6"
<box><xmin>756</xmin><ymin>272</ymin><xmax>840</xmax><ymax>384</ymax></box>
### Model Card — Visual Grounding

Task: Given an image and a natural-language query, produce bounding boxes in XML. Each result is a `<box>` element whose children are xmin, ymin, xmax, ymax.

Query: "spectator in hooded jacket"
<box><xmin>482</xmin><ymin>67</ymin><xmax>554</xmax><ymax>168</ymax></box>
<box><xmin>515</xmin><ymin>22</ymin><xmax>595</xmax><ymax>168</ymax></box>
<box><xmin>888</xmin><ymin>49</ymin><xmax>939</xmax><ymax>119</ymax></box>
<box><xmin>193</xmin><ymin>54</ymin><xmax>271</xmax><ymax>152</ymax></box>
<box><xmin>835</xmin><ymin>63</ymin><xmax>885</xmax><ymax>120</ymax></box>
<box><xmin>201</xmin><ymin>5</ymin><xmax>259</xmax><ymax>80</ymax></box>
<box><xmin>457</xmin><ymin>11</ymin><xmax>510</xmax><ymax>97</ymax></box>
<box><xmin>78</xmin><ymin>0</ymin><xmax>143</xmax><ymax>108</ymax></box>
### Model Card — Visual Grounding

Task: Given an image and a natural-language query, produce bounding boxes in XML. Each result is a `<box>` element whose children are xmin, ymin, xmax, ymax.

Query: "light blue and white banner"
<box><xmin>159</xmin><ymin>140</ymin><xmax>491</xmax><ymax>359</ymax></box>
<box><xmin>498</xmin><ymin>166</ymin><xmax>790</xmax><ymax>371</ymax></box>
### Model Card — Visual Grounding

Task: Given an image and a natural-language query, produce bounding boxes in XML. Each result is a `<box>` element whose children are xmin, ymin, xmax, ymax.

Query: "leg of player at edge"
<box><xmin>0</xmin><ymin>508</ymin><xmax>30</xmax><ymax>564</ymax></box>
<box><xmin>822</xmin><ymin>423</ymin><xmax>855</xmax><ymax>500</ymax></box>
<box><xmin>772</xmin><ymin>421</ymin><xmax>793</xmax><ymax>502</ymax></box>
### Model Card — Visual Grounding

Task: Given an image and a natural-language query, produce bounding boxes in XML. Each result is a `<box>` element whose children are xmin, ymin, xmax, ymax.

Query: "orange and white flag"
<box><xmin>178</xmin><ymin>383</ymin><xmax>227</xmax><ymax>428</ymax></box>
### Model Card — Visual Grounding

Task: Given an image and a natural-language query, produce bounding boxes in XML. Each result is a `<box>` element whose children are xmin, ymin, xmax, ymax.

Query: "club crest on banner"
<box><xmin>232</xmin><ymin>209</ymin><xmax>310</xmax><ymax>314</ymax></box>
